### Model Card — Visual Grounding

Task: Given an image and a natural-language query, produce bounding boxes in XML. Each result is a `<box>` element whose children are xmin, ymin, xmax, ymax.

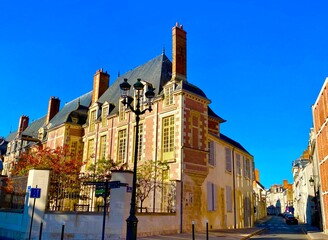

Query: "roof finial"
<box><xmin>162</xmin><ymin>46</ymin><xmax>165</xmax><ymax>55</ymax></box>
<box><xmin>118</xmin><ymin>71</ymin><xmax>120</xmax><ymax>77</ymax></box>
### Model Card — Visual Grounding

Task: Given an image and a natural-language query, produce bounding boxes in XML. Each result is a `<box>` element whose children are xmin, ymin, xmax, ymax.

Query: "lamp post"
<box><xmin>309</xmin><ymin>175</ymin><xmax>321</xmax><ymax>229</ymax></box>
<box><xmin>120</xmin><ymin>78</ymin><xmax>155</xmax><ymax>240</ymax></box>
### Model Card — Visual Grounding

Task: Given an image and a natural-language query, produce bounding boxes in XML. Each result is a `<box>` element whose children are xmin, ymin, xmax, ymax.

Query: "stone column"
<box><xmin>108</xmin><ymin>170</ymin><xmax>133</xmax><ymax>239</ymax></box>
<box><xmin>23</xmin><ymin>169</ymin><xmax>51</xmax><ymax>239</ymax></box>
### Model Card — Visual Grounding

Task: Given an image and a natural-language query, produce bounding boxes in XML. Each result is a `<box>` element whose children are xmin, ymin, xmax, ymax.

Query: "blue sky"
<box><xmin>1</xmin><ymin>1</ymin><xmax>327</xmax><ymax>189</ymax></box>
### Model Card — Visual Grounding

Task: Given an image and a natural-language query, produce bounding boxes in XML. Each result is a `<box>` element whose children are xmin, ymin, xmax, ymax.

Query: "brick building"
<box><xmin>2</xmin><ymin>23</ymin><xmax>255</xmax><ymax>234</ymax></box>
<box><xmin>312</xmin><ymin>78</ymin><xmax>328</xmax><ymax>232</ymax></box>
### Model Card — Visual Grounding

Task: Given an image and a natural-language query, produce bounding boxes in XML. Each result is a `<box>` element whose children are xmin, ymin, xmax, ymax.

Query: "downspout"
<box><xmin>109</xmin><ymin>117</ymin><xmax>114</xmax><ymax>159</ymax></box>
<box><xmin>153</xmin><ymin>100</ymin><xmax>159</xmax><ymax>212</ymax></box>
<box><xmin>180</xmin><ymin>93</ymin><xmax>184</xmax><ymax>233</ymax></box>
<box><xmin>232</xmin><ymin>148</ymin><xmax>236</xmax><ymax>229</ymax></box>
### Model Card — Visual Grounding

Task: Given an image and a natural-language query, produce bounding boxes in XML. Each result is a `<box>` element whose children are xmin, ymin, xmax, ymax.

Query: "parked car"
<box><xmin>285</xmin><ymin>214</ymin><xmax>298</xmax><ymax>225</ymax></box>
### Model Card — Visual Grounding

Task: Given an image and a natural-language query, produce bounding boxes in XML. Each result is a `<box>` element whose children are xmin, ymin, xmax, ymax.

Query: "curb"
<box><xmin>241</xmin><ymin>228</ymin><xmax>267</xmax><ymax>240</ymax></box>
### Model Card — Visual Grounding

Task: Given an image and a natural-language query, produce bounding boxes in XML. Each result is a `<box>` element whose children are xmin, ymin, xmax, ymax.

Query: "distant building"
<box><xmin>266</xmin><ymin>180</ymin><xmax>292</xmax><ymax>216</ymax></box>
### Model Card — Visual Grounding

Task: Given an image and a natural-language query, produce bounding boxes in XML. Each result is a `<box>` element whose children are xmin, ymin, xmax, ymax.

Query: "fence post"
<box><xmin>23</xmin><ymin>169</ymin><xmax>51</xmax><ymax>239</ymax></box>
<box><xmin>192</xmin><ymin>221</ymin><xmax>195</xmax><ymax>240</ymax></box>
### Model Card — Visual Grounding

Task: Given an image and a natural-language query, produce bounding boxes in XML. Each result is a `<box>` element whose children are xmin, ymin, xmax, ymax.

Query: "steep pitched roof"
<box><xmin>98</xmin><ymin>53</ymin><xmax>172</xmax><ymax>115</ymax></box>
<box><xmin>22</xmin><ymin>116</ymin><xmax>46</xmax><ymax>138</ymax></box>
<box><xmin>208</xmin><ymin>107</ymin><xmax>226</xmax><ymax>123</ymax></box>
<box><xmin>180</xmin><ymin>81</ymin><xmax>208</xmax><ymax>99</ymax></box>
<box><xmin>48</xmin><ymin>91</ymin><xmax>92</xmax><ymax>130</ymax></box>
<box><xmin>220</xmin><ymin>133</ymin><xmax>251</xmax><ymax>156</ymax></box>
<box><xmin>5</xmin><ymin>131</ymin><xmax>17</xmax><ymax>142</ymax></box>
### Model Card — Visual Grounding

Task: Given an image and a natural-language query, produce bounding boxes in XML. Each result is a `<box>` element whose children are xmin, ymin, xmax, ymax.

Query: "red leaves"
<box><xmin>11</xmin><ymin>144</ymin><xmax>83</xmax><ymax>177</ymax></box>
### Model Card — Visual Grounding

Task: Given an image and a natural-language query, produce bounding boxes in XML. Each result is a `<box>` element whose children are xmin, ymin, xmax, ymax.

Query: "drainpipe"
<box><xmin>232</xmin><ymin>148</ymin><xmax>236</xmax><ymax>229</ymax></box>
<box><xmin>180</xmin><ymin>93</ymin><xmax>184</xmax><ymax>233</ymax></box>
<box><xmin>153</xmin><ymin>101</ymin><xmax>159</xmax><ymax>212</ymax></box>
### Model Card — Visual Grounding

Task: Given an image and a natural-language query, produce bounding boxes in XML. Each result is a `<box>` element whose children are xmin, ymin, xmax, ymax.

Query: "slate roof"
<box><xmin>48</xmin><ymin>91</ymin><xmax>92</xmax><ymax>130</ymax></box>
<box><xmin>179</xmin><ymin>81</ymin><xmax>208</xmax><ymax>99</ymax></box>
<box><xmin>5</xmin><ymin>131</ymin><xmax>17</xmax><ymax>142</ymax></box>
<box><xmin>219</xmin><ymin>133</ymin><xmax>251</xmax><ymax>156</ymax></box>
<box><xmin>22</xmin><ymin>116</ymin><xmax>46</xmax><ymax>138</ymax></box>
<box><xmin>208</xmin><ymin>107</ymin><xmax>226</xmax><ymax>123</ymax></box>
<box><xmin>98</xmin><ymin>53</ymin><xmax>172</xmax><ymax>115</ymax></box>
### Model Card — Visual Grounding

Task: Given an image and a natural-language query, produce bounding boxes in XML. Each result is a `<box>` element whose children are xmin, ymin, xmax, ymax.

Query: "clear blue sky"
<box><xmin>1</xmin><ymin>1</ymin><xmax>327</xmax><ymax>189</ymax></box>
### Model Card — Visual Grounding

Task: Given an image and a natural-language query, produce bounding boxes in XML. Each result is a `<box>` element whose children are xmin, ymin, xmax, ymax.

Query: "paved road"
<box><xmin>251</xmin><ymin>215</ymin><xmax>308</xmax><ymax>240</ymax></box>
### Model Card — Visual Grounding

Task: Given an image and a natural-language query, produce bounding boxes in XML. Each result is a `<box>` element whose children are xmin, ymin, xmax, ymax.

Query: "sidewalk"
<box><xmin>138</xmin><ymin>217</ymin><xmax>270</xmax><ymax>240</ymax></box>
<box><xmin>138</xmin><ymin>227</ymin><xmax>266</xmax><ymax>240</ymax></box>
<box><xmin>303</xmin><ymin>225</ymin><xmax>328</xmax><ymax>240</ymax></box>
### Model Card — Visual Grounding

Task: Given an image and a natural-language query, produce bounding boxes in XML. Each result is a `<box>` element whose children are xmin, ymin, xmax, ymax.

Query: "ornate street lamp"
<box><xmin>120</xmin><ymin>78</ymin><xmax>155</xmax><ymax>240</ymax></box>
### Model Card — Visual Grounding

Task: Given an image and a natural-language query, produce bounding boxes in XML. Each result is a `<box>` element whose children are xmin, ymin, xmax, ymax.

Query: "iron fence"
<box><xmin>136</xmin><ymin>180</ymin><xmax>177</xmax><ymax>214</ymax></box>
<box><xmin>0</xmin><ymin>176</ymin><xmax>27</xmax><ymax>210</ymax></box>
<box><xmin>46</xmin><ymin>173</ymin><xmax>109</xmax><ymax>212</ymax></box>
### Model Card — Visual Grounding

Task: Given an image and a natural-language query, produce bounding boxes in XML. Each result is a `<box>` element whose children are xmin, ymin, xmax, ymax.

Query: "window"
<box><xmin>87</xmin><ymin>139</ymin><xmax>95</xmax><ymax>160</ymax></box>
<box><xmin>162</xmin><ymin>116</ymin><xmax>175</xmax><ymax>160</ymax></box>
<box><xmin>102</xmin><ymin>106</ymin><xmax>108</xmax><ymax>127</ymax></box>
<box><xmin>208</xmin><ymin>141</ymin><xmax>215</xmax><ymax>166</ymax></box>
<box><xmin>99</xmin><ymin>135</ymin><xmax>107</xmax><ymax>160</ymax></box>
<box><xmin>226</xmin><ymin>186</ymin><xmax>232</xmax><ymax>212</ymax></box>
<box><xmin>225</xmin><ymin>148</ymin><xmax>232</xmax><ymax>172</ymax></box>
<box><xmin>191</xmin><ymin>114</ymin><xmax>199</xmax><ymax>148</ymax></box>
<box><xmin>117</xmin><ymin>129</ymin><xmax>127</xmax><ymax>162</ymax></box>
<box><xmin>71</xmin><ymin>141</ymin><xmax>77</xmax><ymax>157</ymax></box>
<box><xmin>236</xmin><ymin>154</ymin><xmax>241</xmax><ymax>175</ymax></box>
<box><xmin>245</xmin><ymin>158</ymin><xmax>251</xmax><ymax>179</ymax></box>
<box><xmin>207</xmin><ymin>182</ymin><xmax>217</xmax><ymax>211</ymax></box>
<box><xmin>90</xmin><ymin>110</ymin><xmax>96</xmax><ymax>131</ymax></box>
<box><xmin>134</xmin><ymin>124</ymin><xmax>143</xmax><ymax>162</ymax></box>
<box><xmin>119</xmin><ymin>101</ymin><xmax>126</xmax><ymax>121</ymax></box>
<box><xmin>164</xmin><ymin>84</ymin><xmax>174</xmax><ymax>106</ymax></box>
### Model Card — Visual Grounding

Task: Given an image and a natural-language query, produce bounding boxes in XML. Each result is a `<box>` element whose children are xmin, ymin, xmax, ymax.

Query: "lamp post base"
<box><xmin>126</xmin><ymin>215</ymin><xmax>138</xmax><ymax>240</ymax></box>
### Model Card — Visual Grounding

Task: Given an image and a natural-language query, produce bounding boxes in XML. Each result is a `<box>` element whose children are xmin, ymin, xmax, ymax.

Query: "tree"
<box><xmin>9</xmin><ymin>145</ymin><xmax>85</xmax><ymax>210</ymax></box>
<box><xmin>84</xmin><ymin>158</ymin><xmax>128</xmax><ymax>181</ymax></box>
<box><xmin>136</xmin><ymin>160</ymin><xmax>168</xmax><ymax>212</ymax></box>
<box><xmin>11</xmin><ymin>144</ymin><xmax>83</xmax><ymax>177</ymax></box>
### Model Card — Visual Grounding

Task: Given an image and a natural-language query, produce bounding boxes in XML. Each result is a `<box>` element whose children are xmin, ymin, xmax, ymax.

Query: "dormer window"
<box><xmin>89</xmin><ymin>110</ymin><xmax>96</xmax><ymax>131</ymax></box>
<box><xmin>119</xmin><ymin>100</ymin><xmax>126</xmax><ymax>121</ymax></box>
<box><xmin>164</xmin><ymin>84</ymin><xmax>174</xmax><ymax>106</ymax></box>
<box><xmin>102</xmin><ymin>106</ymin><xmax>108</xmax><ymax>127</ymax></box>
<box><xmin>72</xmin><ymin>117</ymin><xmax>78</xmax><ymax>124</ymax></box>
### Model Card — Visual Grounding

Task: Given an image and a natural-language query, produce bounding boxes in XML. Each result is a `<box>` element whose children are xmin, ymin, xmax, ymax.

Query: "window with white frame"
<box><xmin>207</xmin><ymin>182</ymin><xmax>217</xmax><ymax>211</ymax></box>
<box><xmin>225</xmin><ymin>147</ymin><xmax>232</xmax><ymax>172</ymax></box>
<box><xmin>226</xmin><ymin>185</ymin><xmax>232</xmax><ymax>212</ymax></box>
<box><xmin>164</xmin><ymin>84</ymin><xmax>174</xmax><ymax>106</ymax></box>
<box><xmin>117</xmin><ymin>129</ymin><xmax>127</xmax><ymax>162</ymax></box>
<box><xmin>208</xmin><ymin>141</ymin><xmax>215</xmax><ymax>166</ymax></box>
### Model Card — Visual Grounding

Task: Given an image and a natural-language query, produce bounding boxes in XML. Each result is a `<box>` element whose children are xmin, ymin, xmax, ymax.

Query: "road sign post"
<box><xmin>29</xmin><ymin>186</ymin><xmax>41</xmax><ymax>240</ymax></box>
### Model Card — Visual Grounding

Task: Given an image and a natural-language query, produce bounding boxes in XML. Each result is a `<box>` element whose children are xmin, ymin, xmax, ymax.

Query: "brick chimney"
<box><xmin>283</xmin><ymin>179</ymin><xmax>288</xmax><ymax>189</ymax></box>
<box><xmin>92</xmin><ymin>68</ymin><xmax>110</xmax><ymax>104</ymax></box>
<box><xmin>255</xmin><ymin>169</ymin><xmax>260</xmax><ymax>182</ymax></box>
<box><xmin>172</xmin><ymin>22</ymin><xmax>187</xmax><ymax>81</ymax></box>
<box><xmin>46</xmin><ymin>96</ymin><xmax>60</xmax><ymax>124</ymax></box>
<box><xmin>17</xmin><ymin>115</ymin><xmax>29</xmax><ymax>135</ymax></box>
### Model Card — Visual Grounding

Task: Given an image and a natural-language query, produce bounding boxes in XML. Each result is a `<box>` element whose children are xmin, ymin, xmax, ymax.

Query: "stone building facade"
<box><xmin>2</xmin><ymin>23</ymin><xmax>255</xmax><ymax>233</ymax></box>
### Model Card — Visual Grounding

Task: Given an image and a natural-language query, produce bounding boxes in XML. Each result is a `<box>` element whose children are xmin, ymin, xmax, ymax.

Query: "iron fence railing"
<box><xmin>0</xmin><ymin>176</ymin><xmax>27</xmax><ymax>211</ymax></box>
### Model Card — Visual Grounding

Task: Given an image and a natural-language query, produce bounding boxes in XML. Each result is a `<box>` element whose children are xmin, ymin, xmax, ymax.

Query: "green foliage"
<box><xmin>136</xmin><ymin>160</ymin><xmax>169</xmax><ymax>209</ymax></box>
<box><xmin>85</xmin><ymin>158</ymin><xmax>128</xmax><ymax>181</ymax></box>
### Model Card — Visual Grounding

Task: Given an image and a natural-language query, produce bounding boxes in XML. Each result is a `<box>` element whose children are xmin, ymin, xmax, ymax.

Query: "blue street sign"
<box><xmin>30</xmin><ymin>188</ymin><xmax>41</xmax><ymax>198</ymax></box>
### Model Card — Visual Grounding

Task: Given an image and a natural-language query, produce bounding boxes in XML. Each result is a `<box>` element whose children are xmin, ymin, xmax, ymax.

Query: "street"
<box><xmin>251</xmin><ymin>215</ymin><xmax>308</xmax><ymax>240</ymax></box>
